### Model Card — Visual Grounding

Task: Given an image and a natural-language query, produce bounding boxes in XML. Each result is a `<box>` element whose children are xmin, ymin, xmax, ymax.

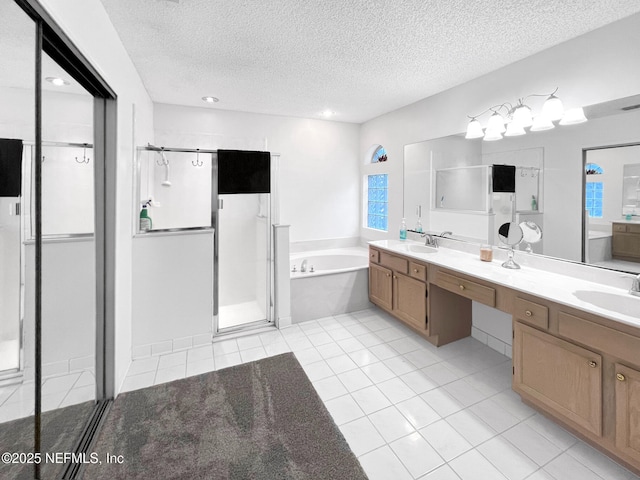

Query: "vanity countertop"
<box><xmin>369</xmin><ymin>239</ymin><xmax>640</xmax><ymax>330</ymax></box>
<box><xmin>614</xmin><ymin>219</ymin><xmax>640</xmax><ymax>224</ymax></box>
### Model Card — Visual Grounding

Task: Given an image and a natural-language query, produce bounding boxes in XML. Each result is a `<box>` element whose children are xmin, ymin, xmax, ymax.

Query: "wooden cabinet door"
<box><xmin>513</xmin><ymin>321</ymin><xmax>602</xmax><ymax>436</ymax></box>
<box><xmin>615</xmin><ymin>363</ymin><xmax>640</xmax><ymax>462</ymax></box>
<box><xmin>393</xmin><ymin>272</ymin><xmax>427</xmax><ymax>330</ymax></box>
<box><xmin>612</xmin><ymin>233</ymin><xmax>640</xmax><ymax>259</ymax></box>
<box><xmin>369</xmin><ymin>263</ymin><xmax>392</xmax><ymax>310</ymax></box>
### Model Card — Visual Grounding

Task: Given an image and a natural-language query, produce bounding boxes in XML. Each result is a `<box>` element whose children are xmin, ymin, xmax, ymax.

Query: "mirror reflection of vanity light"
<box><xmin>520</xmin><ymin>221</ymin><xmax>543</xmax><ymax>253</ymax></box>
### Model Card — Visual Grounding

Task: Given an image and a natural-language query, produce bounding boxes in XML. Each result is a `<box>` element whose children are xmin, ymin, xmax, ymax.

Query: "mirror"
<box><xmin>498</xmin><ymin>221</ymin><xmax>523</xmax><ymax>269</ymax></box>
<box><xmin>403</xmin><ymin>97</ymin><xmax>640</xmax><ymax>274</ymax></box>
<box><xmin>520</xmin><ymin>221</ymin><xmax>543</xmax><ymax>253</ymax></box>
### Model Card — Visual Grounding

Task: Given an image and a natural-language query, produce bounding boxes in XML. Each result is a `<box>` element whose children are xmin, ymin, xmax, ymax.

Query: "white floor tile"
<box><xmin>524</xmin><ymin>414</ymin><xmax>577</xmax><ymax>451</ymax></box>
<box><xmin>450</xmin><ymin>449</ymin><xmax>509</xmax><ymax>480</ymax></box>
<box><xmin>419</xmin><ymin>464</ymin><xmax>462</xmax><ymax>480</ymax></box>
<box><xmin>339</xmin><ymin>416</ymin><xmax>386</xmax><ymax>456</ymax></box>
<box><xmin>388</xmin><ymin>337</ymin><xmax>422</xmax><ymax>355</ymax></box>
<box><xmin>477</xmin><ymin>436</ymin><xmax>538</xmax><ymax>480</ymax></box>
<box><xmin>293</xmin><ymin>347</ymin><xmax>322</xmax><ymax>366</ymax></box>
<box><xmin>315</xmin><ymin>342</ymin><xmax>345</xmax><ymax>359</ymax></box>
<box><xmin>302</xmin><ymin>360</ymin><xmax>334</xmax><ymax>381</ymax></box>
<box><xmin>239</xmin><ymin>346</ymin><xmax>267</xmax><ymax>363</ymax></box>
<box><xmin>369</xmin><ymin>343</ymin><xmax>401</xmax><ymax>360</ymax></box>
<box><xmin>359</xmin><ymin>445</ymin><xmax>413</xmax><ymax>480</ymax></box>
<box><xmin>502</xmin><ymin>423</ymin><xmax>562</xmax><ymax>467</ymax></box>
<box><xmin>401</xmin><ymin>369</ymin><xmax>439</xmax><ymax>394</ymax></box>
<box><xmin>565</xmin><ymin>441</ymin><xmax>637</xmax><ymax>480</ymax></box>
<box><xmin>237</xmin><ymin>335</ymin><xmax>263</xmax><ymax>351</ymax></box>
<box><xmin>524</xmin><ymin>470</ymin><xmax>556</xmax><ymax>480</ymax></box>
<box><xmin>351</xmin><ymin>385</ymin><xmax>392</xmax><ymax>415</ymax></box>
<box><xmin>285</xmin><ymin>336</ymin><xmax>313</xmax><ymax>351</ymax></box>
<box><xmin>356</xmin><ymin>332</ymin><xmax>386</xmax><ymax>347</ymax></box>
<box><xmin>212</xmin><ymin>339</ymin><xmax>239</xmax><ymax>356</ymax></box>
<box><xmin>446</xmin><ymin>410</ymin><xmax>497</xmax><ymax>446</ymax></box>
<box><xmin>325</xmin><ymin>354</ymin><xmax>358</xmax><ymax>374</ymax></box>
<box><xmin>391</xmin><ymin>431</ymin><xmax>444</xmax><ymax>478</ymax></box>
<box><xmin>313</xmin><ymin>376</ymin><xmax>348</xmax><ymax>401</ymax></box>
<box><xmin>344</xmin><ymin>323</ymin><xmax>371</xmax><ymax>336</ymax></box>
<box><xmin>420</xmin><ymin>419</ymin><xmax>472</xmax><ymax>462</ymax></box>
<box><xmin>154</xmin><ymin>364</ymin><xmax>186</xmax><ymax>385</ymax></box>
<box><xmin>186</xmin><ymin>358</ymin><xmax>215</xmax><ymax>377</ymax></box>
<box><xmin>420</xmin><ymin>387</ymin><xmax>465</xmax><ymax>418</ymax></box>
<box><xmin>126</xmin><ymin>356</ymin><xmax>159</xmax><ymax>376</ymax></box>
<box><xmin>214</xmin><ymin>352</ymin><xmax>242</xmax><ymax>370</ymax></box>
<box><xmin>361</xmin><ymin>361</ymin><xmax>396</xmax><ymax>384</ymax></box>
<box><xmin>442</xmin><ymin>378</ymin><xmax>489</xmax><ymax>408</ymax></box>
<box><xmin>377</xmin><ymin>377</ymin><xmax>416</xmax><ymax>404</ymax></box>
<box><xmin>368</xmin><ymin>405</ymin><xmax>416</xmax><ymax>442</ymax></box>
<box><xmin>264</xmin><ymin>341</ymin><xmax>291</xmax><ymax>356</ymax></box>
<box><xmin>396</xmin><ymin>395</ymin><xmax>440</xmax><ymax>429</ymax></box>
<box><xmin>491</xmin><ymin>390</ymin><xmax>536</xmax><ymax>421</ymax></box>
<box><xmin>324</xmin><ymin>394</ymin><xmax>364</xmax><ymax>425</ymax></box>
<box><xmin>60</xmin><ymin>385</ymin><xmax>95</xmax><ymax>408</ymax></box>
<box><xmin>375</xmin><ymin>326</ymin><xmax>407</xmax><ymax>342</ymax></box>
<box><xmin>121</xmin><ymin>371</ymin><xmax>156</xmax><ymax>393</ymax></box>
<box><xmin>157</xmin><ymin>351</ymin><xmax>187</xmax><ymax>370</ymax></box>
<box><xmin>469</xmin><ymin>397</ymin><xmax>521</xmax><ymax>433</ymax></box>
<box><xmin>383</xmin><ymin>355</ymin><xmax>418</xmax><ymax>376</ymax></box>
<box><xmin>404</xmin><ymin>349</ymin><xmax>440</xmax><ymax>369</ymax></box>
<box><xmin>336</xmin><ymin>337</ymin><xmax>366</xmax><ymax>353</ymax></box>
<box><xmin>187</xmin><ymin>345</ymin><xmax>214</xmax><ymax>362</ymax></box>
<box><xmin>307</xmin><ymin>331</ymin><xmax>334</xmax><ymax>347</ymax></box>
<box><xmin>348</xmin><ymin>348</ymin><xmax>379</xmax><ymax>367</ymax></box>
<box><xmin>337</xmin><ymin>369</ymin><xmax>373</xmax><ymax>393</ymax></box>
<box><xmin>42</xmin><ymin>373</ymin><xmax>81</xmax><ymax>396</ymax></box>
<box><xmin>327</xmin><ymin>327</ymin><xmax>353</xmax><ymax>341</ymax></box>
<box><xmin>544</xmin><ymin>452</ymin><xmax>604</xmax><ymax>480</ymax></box>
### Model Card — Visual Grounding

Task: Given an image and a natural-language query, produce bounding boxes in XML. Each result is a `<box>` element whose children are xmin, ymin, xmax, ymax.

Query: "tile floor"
<box><xmin>119</xmin><ymin>307</ymin><xmax>640</xmax><ymax>480</ymax></box>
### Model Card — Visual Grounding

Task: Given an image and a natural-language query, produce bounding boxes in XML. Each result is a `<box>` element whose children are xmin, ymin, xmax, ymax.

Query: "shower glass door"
<box><xmin>217</xmin><ymin>193</ymin><xmax>272</xmax><ymax>330</ymax></box>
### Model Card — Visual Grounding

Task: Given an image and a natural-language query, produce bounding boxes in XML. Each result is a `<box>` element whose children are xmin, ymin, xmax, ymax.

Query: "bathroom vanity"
<box><xmin>368</xmin><ymin>240</ymin><xmax>640</xmax><ymax>475</ymax></box>
<box><xmin>612</xmin><ymin>221</ymin><xmax>640</xmax><ymax>261</ymax></box>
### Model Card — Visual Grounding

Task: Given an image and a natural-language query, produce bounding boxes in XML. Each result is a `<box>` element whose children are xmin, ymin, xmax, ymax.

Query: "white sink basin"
<box><xmin>572</xmin><ymin>290</ymin><xmax>640</xmax><ymax>317</ymax></box>
<box><xmin>395</xmin><ymin>243</ymin><xmax>438</xmax><ymax>254</ymax></box>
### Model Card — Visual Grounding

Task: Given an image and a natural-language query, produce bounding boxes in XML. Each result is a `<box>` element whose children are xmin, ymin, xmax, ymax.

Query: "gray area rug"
<box><xmin>0</xmin><ymin>401</ymin><xmax>94</xmax><ymax>480</ymax></box>
<box><xmin>82</xmin><ymin>353</ymin><xmax>368</xmax><ymax>479</ymax></box>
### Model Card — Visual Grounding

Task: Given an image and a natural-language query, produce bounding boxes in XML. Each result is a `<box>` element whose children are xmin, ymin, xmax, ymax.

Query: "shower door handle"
<box><xmin>219</xmin><ymin>199</ymin><xmax>224</xmax><ymax>210</ymax></box>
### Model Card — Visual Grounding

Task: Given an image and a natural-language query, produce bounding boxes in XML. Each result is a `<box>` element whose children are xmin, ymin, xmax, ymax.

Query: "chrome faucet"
<box><xmin>422</xmin><ymin>233</ymin><xmax>437</xmax><ymax>247</ymax></box>
<box><xmin>631</xmin><ymin>274</ymin><xmax>640</xmax><ymax>297</ymax></box>
<box><xmin>300</xmin><ymin>259</ymin><xmax>308</xmax><ymax>273</ymax></box>
<box><xmin>439</xmin><ymin>231</ymin><xmax>453</xmax><ymax>238</ymax></box>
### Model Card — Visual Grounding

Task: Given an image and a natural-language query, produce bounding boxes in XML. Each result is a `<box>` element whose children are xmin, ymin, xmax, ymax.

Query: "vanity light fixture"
<box><xmin>45</xmin><ymin>76</ymin><xmax>69</xmax><ymax>86</ymax></box>
<box><xmin>465</xmin><ymin>88</ymin><xmax>587</xmax><ymax>141</ymax></box>
<box><xmin>201</xmin><ymin>96</ymin><xmax>219</xmax><ymax>103</ymax></box>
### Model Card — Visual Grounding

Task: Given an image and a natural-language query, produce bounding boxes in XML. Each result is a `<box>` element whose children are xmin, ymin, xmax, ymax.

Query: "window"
<box><xmin>367</xmin><ymin>174</ymin><xmax>388</xmax><ymax>230</ymax></box>
<box><xmin>372</xmin><ymin>146</ymin><xmax>387</xmax><ymax>163</ymax></box>
<box><xmin>586</xmin><ymin>182</ymin><xmax>603</xmax><ymax>218</ymax></box>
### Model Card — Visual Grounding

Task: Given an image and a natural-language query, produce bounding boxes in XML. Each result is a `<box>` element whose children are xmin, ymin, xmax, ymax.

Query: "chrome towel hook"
<box><xmin>192</xmin><ymin>148</ymin><xmax>203</xmax><ymax>167</ymax></box>
<box><xmin>75</xmin><ymin>143</ymin><xmax>90</xmax><ymax>164</ymax></box>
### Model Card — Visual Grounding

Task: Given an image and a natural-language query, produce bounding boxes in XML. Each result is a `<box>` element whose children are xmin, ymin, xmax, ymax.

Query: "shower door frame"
<box><xmin>212</xmin><ymin>152</ymin><xmax>276</xmax><ymax>336</ymax></box>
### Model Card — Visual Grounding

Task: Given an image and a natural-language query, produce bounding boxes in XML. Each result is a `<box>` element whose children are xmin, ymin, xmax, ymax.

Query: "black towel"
<box><xmin>0</xmin><ymin>138</ymin><xmax>23</xmax><ymax>197</ymax></box>
<box><xmin>218</xmin><ymin>149</ymin><xmax>270</xmax><ymax>194</ymax></box>
<box><xmin>492</xmin><ymin>164</ymin><xmax>516</xmax><ymax>193</ymax></box>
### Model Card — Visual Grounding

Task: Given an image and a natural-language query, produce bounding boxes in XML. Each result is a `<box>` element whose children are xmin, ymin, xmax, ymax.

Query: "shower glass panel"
<box><xmin>0</xmin><ymin>0</ymin><xmax>35</xmax><ymax>461</ymax></box>
<box><xmin>434</xmin><ymin>165</ymin><xmax>490</xmax><ymax>212</ymax></box>
<box><xmin>217</xmin><ymin>193</ymin><xmax>272</xmax><ymax>329</ymax></box>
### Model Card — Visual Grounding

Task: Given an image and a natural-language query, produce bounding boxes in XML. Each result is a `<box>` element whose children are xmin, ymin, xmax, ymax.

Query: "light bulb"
<box><xmin>487</xmin><ymin>112</ymin><xmax>506</xmax><ymax>133</ymax></box>
<box><xmin>512</xmin><ymin>105</ymin><xmax>533</xmax><ymax>127</ymax></box>
<box><xmin>483</xmin><ymin>128</ymin><xmax>503</xmax><ymax>141</ymax></box>
<box><xmin>504</xmin><ymin>121</ymin><xmax>526</xmax><ymax>137</ymax></box>
<box><xmin>542</xmin><ymin>94</ymin><xmax>564</xmax><ymax>121</ymax></box>
<box><xmin>465</xmin><ymin>118</ymin><xmax>484</xmax><ymax>139</ymax></box>
<box><xmin>530</xmin><ymin>114</ymin><xmax>555</xmax><ymax>132</ymax></box>
<box><xmin>559</xmin><ymin>107</ymin><xmax>587</xmax><ymax>125</ymax></box>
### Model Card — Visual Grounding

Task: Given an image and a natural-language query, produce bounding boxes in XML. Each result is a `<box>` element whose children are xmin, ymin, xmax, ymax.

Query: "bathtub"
<box><xmin>290</xmin><ymin>247</ymin><xmax>372</xmax><ymax>322</ymax></box>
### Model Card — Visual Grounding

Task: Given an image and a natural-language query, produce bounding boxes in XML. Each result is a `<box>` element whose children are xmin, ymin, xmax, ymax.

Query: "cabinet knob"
<box><xmin>617</xmin><ymin>373</ymin><xmax>626</xmax><ymax>382</ymax></box>
<box><xmin>386</xmin><ymin>273</ymin><xmax>390</xmax><ymax>277</ymax></box>
<box><xmin>525</xmin><ymin>310</ymin><xmax>533</xmax><ymax>317</ymax></box>
<box><xmin>393</xmin><ymin>275</ymin><xmax>398</xmax><ymax>279</ymax></box>
<box><xmin>588</xmin><ymin>361</ymin><xmax>597</xmax><ymax>368</ymax></box>
<box><xmin>413</xmin><ymin>268</ymin><xmax>419</xmax><ymax>273</ymax></box>
<box><xmin>459</xmin><ymin>284</ymin><xmax>465</xmax><ymax>291</ymax></box>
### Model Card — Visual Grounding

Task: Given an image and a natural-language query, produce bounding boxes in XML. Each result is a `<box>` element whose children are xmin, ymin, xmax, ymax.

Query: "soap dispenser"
<box><xmin>140</xmin><ymin>201</ymin><xmax>152</xmax><ymax>232</ymax></box>
<box><xmin>400</xmin><ymin>218</ymin><xmax>407</xmax><ymax>240</ymax></box>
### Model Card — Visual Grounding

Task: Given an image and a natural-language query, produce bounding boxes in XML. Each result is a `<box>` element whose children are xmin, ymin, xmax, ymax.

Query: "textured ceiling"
<box><xmin>96</xmin><ymin>1</ymin><xmax>640</xmax><ymax>122</ymax></box>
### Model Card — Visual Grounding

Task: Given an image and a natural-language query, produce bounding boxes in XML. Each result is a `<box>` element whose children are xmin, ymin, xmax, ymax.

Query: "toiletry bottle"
<box><xmin>415</xmin><ymin>218</ymin><xmax>423</xmax><ymax>233</ymax></box>
<box><xmin>140</xmin><ymin>202</ymin><xmax>152</xmax><ymax>232</ymax></box>
<box><xmin>531</xmin><ymin>195</ymin><xmax>537</xmax><ymax>211</ymax></box>
<box><xmin>400</xmin><ymin>218</ymin><xmax>407</xmax><ymax>240</ymax></box>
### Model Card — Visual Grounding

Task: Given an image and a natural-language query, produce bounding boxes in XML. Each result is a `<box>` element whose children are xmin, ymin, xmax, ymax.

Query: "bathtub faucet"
<box><xmin>300</xmin><ymin>259</ymin><xmax>308</xmax><ymax>273</ymax></box>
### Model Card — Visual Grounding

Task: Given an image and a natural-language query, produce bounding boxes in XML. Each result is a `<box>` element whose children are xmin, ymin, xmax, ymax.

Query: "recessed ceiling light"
<box><xmin>320</xmin><ymin>109</ymin><xmax>335</xmax><ymax>118</ymax></box>
<box><xmin>202</xmin><ymin>96</ymin><xmax>219</xmax><ymax>103</ymax></box>
<box><xmin>45</xmin><ymin>76</ymin><xmax>69</xmax><ymax>86</ymax></box>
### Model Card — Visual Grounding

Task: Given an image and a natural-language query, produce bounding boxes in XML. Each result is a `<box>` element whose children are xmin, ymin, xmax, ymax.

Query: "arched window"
<box><xmin>372</xmin><ymin>146</ymin><xmax>387</xmax><ymax>163</ymax></box>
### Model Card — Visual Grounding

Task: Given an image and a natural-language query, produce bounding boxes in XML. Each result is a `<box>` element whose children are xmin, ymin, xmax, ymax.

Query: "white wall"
<box><xmin>153</xmin><ymin>104</ymin><xmax>361</xmax><ymax>244</ymax></box>
<box><xmin>360</xmin><ymin>13</ymin><xmax>640</xmax><ymax>254</ymax></box>
<box><xmin>40</xmin><ymin>0</ymin><xmax>155</xmax><ymax>395</ymax></box>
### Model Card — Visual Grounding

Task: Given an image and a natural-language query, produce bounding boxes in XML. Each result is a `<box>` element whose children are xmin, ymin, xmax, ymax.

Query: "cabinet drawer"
<box><xmin>369</xmin><ymin>248</ymin><xmax>380</xmax><ymax>264</ymax></box>
<box><xmin>558</xmin><ymin>312</ymin><xmax>640</xmax><ymax>367</ymax></box>
<box><xmin>409</xmin><ymin>262</ymin><xmax>427</xmax><ymax>282</ymax></box>
<box><xmin>613</xmin><ymin>223</ymin><xmax>628</xmax><ymax>233</ymax></box>
<box><xmin>380</xmin><ymin>251</ymin><xmax>408</xmax><ymax>274</ymax></box>
<box><xmin>628</xmin><ymin>224</ymin><xmax>640</xmax><ymax>234</ymax></box>
<box><xmin>435</xmin><ymin>270</ymin><xmax>496</xmax><ymax>307</ymax></box>
<box><xmin>514</xmin><ymin>297</ymin><xmax>549</xmax><ymax>330</ymax></box>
